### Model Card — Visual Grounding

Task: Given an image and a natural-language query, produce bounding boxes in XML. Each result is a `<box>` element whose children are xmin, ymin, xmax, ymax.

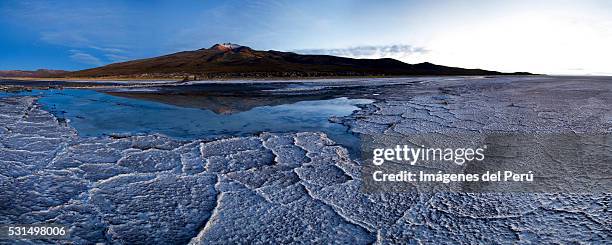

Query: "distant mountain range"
<box><xmin>0</xmin><ymin>69</ymin><xmax>69</xmax><ymax>78</ymax></box>
<box><xmin>2</xmin><ymin>43</ymin><xmax>532</xmax><ymax>79</ymax></box>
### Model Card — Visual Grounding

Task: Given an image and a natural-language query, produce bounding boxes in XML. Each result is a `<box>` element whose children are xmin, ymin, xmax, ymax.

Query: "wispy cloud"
<box><xmin>40</xmin><ymin>31</ymin><xmax>91</xmax><ymax>46</ymax></box>
<box><xmin>90</xmin><ymin>46</ymin><xmax>125</xmax><ymax>54</ymax></box>
<box><xmin>92</xmin><ymin>46</ymin><xmax>129</xmax><ymax>62</ymax></box>
<box><xmin>3</xmin><ymin>1</ymin><xmax>129</xmax><ymax>51</ymax></box>
<box><xmin>293</xmin><ymin>45</ymin><xmax>429</xmax><ymax>60</ymax></box>
<box><xmin>104</xmin><ymin>53</ymin><xmax>129</xmax><ymax>62</ymax></box>
<box><xmin>69</xmin><ymin>50</ymin><xmax>103</xmax><ymax>66</ymax></box>
<box><xmin>67</xmin><ymin>45</ymin><xmax>129</xmax><ymax>66</ymax></box>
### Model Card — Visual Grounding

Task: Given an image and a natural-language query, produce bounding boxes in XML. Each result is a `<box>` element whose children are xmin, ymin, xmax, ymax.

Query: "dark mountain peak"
<box><xmin>65</xmin><ymin>44</ymin><xmax>532</xmax><ymax>79</ymax></box>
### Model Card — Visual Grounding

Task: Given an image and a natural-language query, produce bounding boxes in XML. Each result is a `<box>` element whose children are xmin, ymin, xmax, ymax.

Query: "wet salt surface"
<box><xmin>1</xmin><ymin>76</ymin><xmax>611</xmax><ymax>244</ymax></box>
<box><xmin>0</xmin><ymin>89</ymin><xmax>372</xmax><ymax>154</ymax></box>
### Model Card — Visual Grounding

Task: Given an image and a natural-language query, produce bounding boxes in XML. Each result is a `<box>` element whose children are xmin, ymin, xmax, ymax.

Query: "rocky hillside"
<box><xmin>66</xmin><ymin>43</ymin><xmax>530</xmax><ymax>79</ymax></box>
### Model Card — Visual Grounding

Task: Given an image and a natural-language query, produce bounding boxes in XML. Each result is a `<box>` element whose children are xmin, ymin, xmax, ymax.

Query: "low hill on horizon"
<box><xmin>0</xmin><ymin>69</ymin><xmax>69</xmax><ymax>78</ymax></box>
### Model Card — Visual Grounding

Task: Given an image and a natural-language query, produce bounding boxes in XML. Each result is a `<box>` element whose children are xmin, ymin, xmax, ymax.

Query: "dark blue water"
<box><xmin>1</xmin><ymin>89</ymin><xmax>371</xmax><ymax>153</ymax></box>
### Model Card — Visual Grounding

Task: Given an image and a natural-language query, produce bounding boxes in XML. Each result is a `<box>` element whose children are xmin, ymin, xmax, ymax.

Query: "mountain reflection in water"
<box><xmin>2</xmin><ymin>88</ymin><xmax>372</xmax><ymax>156</ymax></box>
<box><xmin>107</xmin><ymin>92</ymin><xmax>337</xmax><ymax>114</ymax></box>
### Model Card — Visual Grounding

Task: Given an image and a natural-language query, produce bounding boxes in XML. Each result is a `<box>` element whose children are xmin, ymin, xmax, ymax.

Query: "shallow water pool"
<box><xmin>2</xmin><ymin>89</ymin><xmax>371</xmax><ymax>154</ymax></box>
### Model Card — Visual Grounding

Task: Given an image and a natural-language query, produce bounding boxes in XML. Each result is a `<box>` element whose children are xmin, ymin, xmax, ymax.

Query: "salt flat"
<box><xmin>0</xmin><ymin>76</ymin><xmax>610</xmax><ymax>244</ymax></box>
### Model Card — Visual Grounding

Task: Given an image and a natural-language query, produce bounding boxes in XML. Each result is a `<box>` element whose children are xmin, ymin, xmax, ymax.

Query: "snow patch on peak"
<box><xmin>221</xmin><ymin>43</ymin><xmax>242</xmax><ymax>49</ymax></box>
<box><xmin>212</xmin><ymin>43</ymin><xmax>243</xmax><ymax>51</ymax></box>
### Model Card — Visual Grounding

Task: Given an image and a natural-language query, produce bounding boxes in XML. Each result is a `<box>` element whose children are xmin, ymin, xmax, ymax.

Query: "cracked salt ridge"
<box><xmin>1</xmin><ymin>75</ymin><xmax>611</xmax><ymax>244</ymax></box>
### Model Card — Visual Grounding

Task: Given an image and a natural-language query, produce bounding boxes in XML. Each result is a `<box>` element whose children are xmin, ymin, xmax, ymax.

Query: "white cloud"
<box><xmin>90</xmin><ymin>46</ymin><xmax>125</xmax><ymax>54</ymax></box>
<box><xmin>104</xmin><ymin>53</ymin><xmax>129</xmax><ymax>62</ymax></box>
<box><xmin>41</xmin><ymin>31</ymin><xmax>91</xmax><ymax>46</ymax></box>
<box><xmin>293</xmin><ymin>45</ymin><xmax>429</xmax><ymax>62</ymax></box>
<box><xmin>69</xmin><ymin>50</ymin><xmax>103</xmax><ymax>66</ymax></box>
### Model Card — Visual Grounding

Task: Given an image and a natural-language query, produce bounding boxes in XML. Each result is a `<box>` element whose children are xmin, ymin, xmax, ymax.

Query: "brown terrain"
<box><xmin>1</xmin><ymin>43</ymin><xmax>531</xmax><ymax>80</ymax></box>
<box><xmin>0</xmin><ymin>69</ymin><xmax>69</xmax><ymax>78</ymax></box>
<box><xmin>65</xmin><ymin>43</ymin><xmax>530</xmax><ymax>80</ymax></box>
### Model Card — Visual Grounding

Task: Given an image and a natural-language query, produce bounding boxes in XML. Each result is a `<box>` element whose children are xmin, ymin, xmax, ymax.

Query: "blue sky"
<box><xmin>1</xmin><ymin>0</ymin><xmax>611</xmax><ymax>75</ymax></box>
